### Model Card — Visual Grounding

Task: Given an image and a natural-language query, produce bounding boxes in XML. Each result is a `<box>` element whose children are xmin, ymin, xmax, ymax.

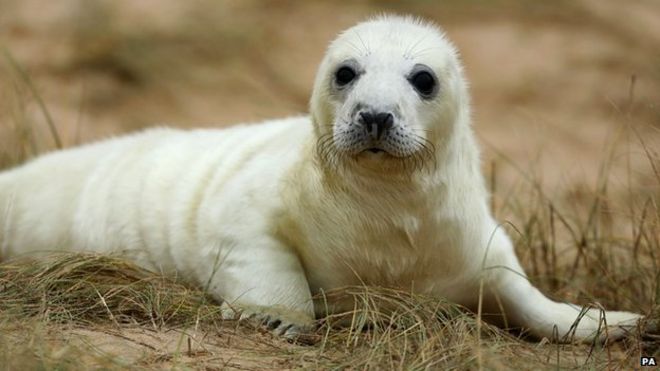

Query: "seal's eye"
<box><xmin>409</xmin><ymin>71</ymin><xmax>436</xmax><ymax>97</ymax></box>
<box><xmin>335</xmin><ymin>66</ymin><xmax>356</xmax><ymax>86</ymax></box>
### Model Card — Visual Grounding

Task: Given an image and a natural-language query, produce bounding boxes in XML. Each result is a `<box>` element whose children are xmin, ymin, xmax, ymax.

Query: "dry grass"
<box><xmin>1</xmin><ymin>253</ymin><xmax>654</xmax><ymax>370</ymax></box>
<box><xmin>0</xmin><ymin>254</ymin><xmax>222</xmax><ymax>328</ymax></box>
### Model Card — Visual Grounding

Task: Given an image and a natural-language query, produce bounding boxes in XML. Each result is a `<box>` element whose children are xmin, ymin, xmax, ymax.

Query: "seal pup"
<box><xmin>0</xmin><ymin>15</ymin><xmax>643</xmax><ymax>342</ymax></box>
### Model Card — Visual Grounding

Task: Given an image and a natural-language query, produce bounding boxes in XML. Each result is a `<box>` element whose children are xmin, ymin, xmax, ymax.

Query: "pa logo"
<box><xmin>641</xmin><ymin>357</ymin><xmax>657</xmax><ymax>367</ymax></box>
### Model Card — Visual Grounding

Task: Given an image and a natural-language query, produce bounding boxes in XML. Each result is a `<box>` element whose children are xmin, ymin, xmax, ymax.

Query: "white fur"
<box><xmin>0</xmin><ymin>16</ymin><xmax>641</xmax><ymax>342</ymax></box>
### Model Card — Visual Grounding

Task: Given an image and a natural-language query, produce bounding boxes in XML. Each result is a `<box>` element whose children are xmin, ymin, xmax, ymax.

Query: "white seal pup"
<box><xmin>0</xmin><ymin>15</ymin><xmax>643</xmax><ymax>342</ymax></box>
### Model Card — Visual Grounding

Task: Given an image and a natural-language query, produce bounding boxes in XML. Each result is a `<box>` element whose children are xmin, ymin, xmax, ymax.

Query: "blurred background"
<box><xmin>0</xmin><ymin>0</ymin><xmax>659</xmax><ymax>213</ymax></box>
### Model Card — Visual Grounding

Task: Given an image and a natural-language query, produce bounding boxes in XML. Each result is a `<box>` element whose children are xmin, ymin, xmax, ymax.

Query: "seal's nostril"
<box><xmin>375</xmin><ymin>112</ymin><xmax>394</xmax><ymax>130</ymax></box>
<box><xmin>359</xmin><ymin>112</ymin><xmax>374</xmax><ymax>125</ymax></box>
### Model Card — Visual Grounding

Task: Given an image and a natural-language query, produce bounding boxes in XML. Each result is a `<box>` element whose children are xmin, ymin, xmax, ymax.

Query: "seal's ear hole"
<box><xmin>335</xmin><ymin>66</ymin><xmax>357</xmax><ymax>86</ymax></box>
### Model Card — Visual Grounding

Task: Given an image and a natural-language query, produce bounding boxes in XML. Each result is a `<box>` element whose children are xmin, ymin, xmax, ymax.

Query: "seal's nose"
<box><xmin>359</xmin><ymin>111</ymin><xmax>394</xmax><ymax>140</ymax></box>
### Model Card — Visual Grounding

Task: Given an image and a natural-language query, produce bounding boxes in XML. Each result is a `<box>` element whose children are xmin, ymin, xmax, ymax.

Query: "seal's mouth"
<box><xmin>358</xmin><ymin>146</ymin><xmax>393</xmax><ymax>157</ymax></box>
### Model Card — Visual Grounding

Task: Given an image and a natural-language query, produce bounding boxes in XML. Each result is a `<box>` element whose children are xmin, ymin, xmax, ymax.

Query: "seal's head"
<box><xmin>311</xmin><ymin>15</ymin><xmax>470</xmax><ymax>174</ymax></box>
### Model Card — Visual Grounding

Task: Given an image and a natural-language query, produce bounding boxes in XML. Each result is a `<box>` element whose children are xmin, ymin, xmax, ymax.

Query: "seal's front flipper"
<box><xmin>204</xmin><ymin>236</ymin><xmax>317</xmax><ymax>343</ymax></box>
<box><xmin>485</xmin><ymin>235</ymin><xmax>641</xmax><ymax>343</ymax></box>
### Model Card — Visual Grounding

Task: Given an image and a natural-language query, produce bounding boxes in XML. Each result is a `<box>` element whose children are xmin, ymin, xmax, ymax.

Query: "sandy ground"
<box><xmin>69</xmin><ymin>324</ymin><xmax>315</xmax><ymax>369</ymax></box>
<box><xmin>1</xmin><ymin>0</ymin><xmax>659</xmax><ymax>368</ymax></box>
